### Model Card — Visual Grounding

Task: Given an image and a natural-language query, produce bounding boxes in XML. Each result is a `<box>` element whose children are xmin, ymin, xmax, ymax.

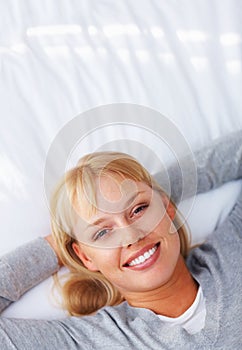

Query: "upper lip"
<box><xmin>123</xmin><ymin>242</ymin><xmax>159</xmax><ymax>266</ymax></box>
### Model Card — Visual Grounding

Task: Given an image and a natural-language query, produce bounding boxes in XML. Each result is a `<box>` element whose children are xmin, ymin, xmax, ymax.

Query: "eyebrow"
<box><xmin>85</xmin><ymin>190</ymin><xmax>146</xmax><ymax>229</ymax></box>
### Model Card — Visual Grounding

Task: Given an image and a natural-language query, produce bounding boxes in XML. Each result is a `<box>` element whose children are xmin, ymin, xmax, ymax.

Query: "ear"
<box><xmin>162</xmin><ymin>194</ymin><xmax>176</xmax><ymax>221</ymax></box>
<box><xmin>72</xmin><ymin>242</ymin><xmax>99</xmax><ymax>272</ymax></box>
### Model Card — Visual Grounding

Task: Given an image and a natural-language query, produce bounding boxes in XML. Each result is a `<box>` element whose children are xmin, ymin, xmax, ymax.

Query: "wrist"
<box><xmin>44</xmin><ymin>235</ymin><xmax>63</xmax><ymax>267</ymax></box>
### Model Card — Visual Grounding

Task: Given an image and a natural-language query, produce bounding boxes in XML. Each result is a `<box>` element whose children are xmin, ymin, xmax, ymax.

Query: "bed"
<box><xmin>0</xmin><ymin>0</ymin><xmax>242</xmax><ymax>319</ymax></box>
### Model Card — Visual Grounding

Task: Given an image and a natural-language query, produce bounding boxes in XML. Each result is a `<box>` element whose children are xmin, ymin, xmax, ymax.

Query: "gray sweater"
<box><xmin>0</xmin><ymin>131</ymin><xmax>242</xmax><ymax>350</ymax></box>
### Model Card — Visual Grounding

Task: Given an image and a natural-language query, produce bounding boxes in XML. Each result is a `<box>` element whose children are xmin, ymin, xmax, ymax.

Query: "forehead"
<box><xmin>99</xmin><ymin>173</ymin><xmax>151</xmax><ymax>201</ymax></box>
<box><xmin>98</xmin><ymin>174</ymin><xmax>138</xmax><ymax>201</ymax></box>
<box><xmin>77</xmin><ymin>175</ymin><xmax>153</xmax><ymax>221</ymax></box>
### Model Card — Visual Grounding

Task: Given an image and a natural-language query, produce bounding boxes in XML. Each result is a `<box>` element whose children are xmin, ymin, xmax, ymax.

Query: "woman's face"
<box><xmin>72</xmin><ymin>174</ymin><xmax>181</xmax><ymax>296</ymax></box>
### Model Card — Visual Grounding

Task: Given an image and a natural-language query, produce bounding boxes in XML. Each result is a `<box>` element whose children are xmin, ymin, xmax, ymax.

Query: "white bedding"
<box><xmin>0</xmin><ymin>0</ymin><xmax>242</xmax><ymax>319</ymax></box>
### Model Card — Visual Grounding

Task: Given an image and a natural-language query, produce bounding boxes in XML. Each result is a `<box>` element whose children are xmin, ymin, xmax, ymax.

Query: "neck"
<box><xmin>122</xmin><ymin>255</ymin><xmax>198</xmax><ymax>318</ymax></box>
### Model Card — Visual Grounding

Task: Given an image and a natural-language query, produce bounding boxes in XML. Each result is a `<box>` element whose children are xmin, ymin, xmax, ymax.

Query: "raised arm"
<box><xmin>0</xmin><ymin>237</ymin><xmax>104</xmax><ymax>349</ymax></box>
<box><xmin>154</xmin><ymin>130</ymin><xmax>242</xmax><ymax>203</ymax></box>
<box><xmin>0</xmin><ymin>238</ymin><xmax>59</xmax><ymax>313</ymax></box>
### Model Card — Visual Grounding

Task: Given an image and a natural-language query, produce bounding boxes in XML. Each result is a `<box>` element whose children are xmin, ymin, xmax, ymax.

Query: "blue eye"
<box><xmin>94</xmin><ymin>228</ymin><xmax>110</xmax><ymax>241</ymax></box>
<box><xmin>133</xmin><ymin>204</ymin><xmax>148</xmax><ymax>216</ymax></box>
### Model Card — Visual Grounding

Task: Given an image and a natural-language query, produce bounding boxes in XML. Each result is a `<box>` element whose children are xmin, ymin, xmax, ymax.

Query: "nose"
<box><xmin>120</xmin><ymin>223</ymin><xmax>147</xmax><ymax>248</ymax></box>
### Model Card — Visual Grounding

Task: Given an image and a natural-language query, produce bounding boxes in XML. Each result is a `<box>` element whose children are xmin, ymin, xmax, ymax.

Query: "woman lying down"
<box><xmin>0</xmin><ymin>130</ymin><xmax>241</xmax><ymax>349</ymax></box>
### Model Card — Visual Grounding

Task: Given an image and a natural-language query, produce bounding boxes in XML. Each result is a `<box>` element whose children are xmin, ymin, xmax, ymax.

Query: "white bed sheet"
<box><xmin>0</xmin><ymin>0</ymin><xmax>242</xmax><ymax>319</ymax></box>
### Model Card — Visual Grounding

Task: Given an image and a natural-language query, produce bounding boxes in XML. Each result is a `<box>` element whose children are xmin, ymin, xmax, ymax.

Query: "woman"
<box><xmin>0</xmin><ymin>131</ymin><xmax>241</xmax><ymax>349</ymax></box>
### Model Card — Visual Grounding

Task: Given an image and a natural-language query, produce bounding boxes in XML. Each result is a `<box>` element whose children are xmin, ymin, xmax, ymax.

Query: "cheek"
<box><xmin>172</xmin><ymin>233</ymin><xmax>181</xmax><ymax>254</ymax></box>
<box><xmin>154</xmin><ymin>212</ymin><xmax>175</xmax><ymax>236</ymax></box>
<box><xmin>89</xmin><ymin>249</ymin><xmax>121</xmax><ymax>273</ymax></box>
<box><xmin>165</xmin><ymin>233</ymin><xmax>181</xmax><ymax>267</ymax></box>
<box><xmin>154</xmin><ymin>218</ymin><xmax>181</xmax><ymax>254</ymax></box>
<box><xmin>166</xmin><ymin>225</ymin><xmax>181</xmax><ymax>250</ymax></box>
<box><xmin>167</xmin><ymin>220</ymin><xmax>181</xmax><ymax>252</ymax></box>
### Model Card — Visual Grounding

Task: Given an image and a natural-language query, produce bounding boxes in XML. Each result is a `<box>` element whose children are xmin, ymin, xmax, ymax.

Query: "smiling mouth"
<box><xmin>123</xmin><ymin>242</ymin><xmax>160</xmax><ymax>267</ymax></box>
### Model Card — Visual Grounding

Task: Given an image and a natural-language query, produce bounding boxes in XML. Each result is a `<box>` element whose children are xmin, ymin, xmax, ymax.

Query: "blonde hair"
<box><xmin>50</xmin><ymin>152</ymin><xmax>190</xmax><ymax>316</ymax></box>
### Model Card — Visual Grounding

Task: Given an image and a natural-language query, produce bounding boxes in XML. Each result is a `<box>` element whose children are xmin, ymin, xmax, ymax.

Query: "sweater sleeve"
<box><xmin>154</xmin><ymin>130</ymin><xmax>242</xmax><ymax>203</ymax></box>
<box><xmin>0</xmin><ymin>238</ymin><xmax>59</xmax><ymax>313</ymax></box>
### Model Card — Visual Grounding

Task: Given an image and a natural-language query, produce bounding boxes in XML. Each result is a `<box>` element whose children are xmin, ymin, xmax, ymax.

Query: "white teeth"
<box><xmin>128</xmin><ymin>245</ymin><xmax>158</xmax><ymax>267</ymax></box>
